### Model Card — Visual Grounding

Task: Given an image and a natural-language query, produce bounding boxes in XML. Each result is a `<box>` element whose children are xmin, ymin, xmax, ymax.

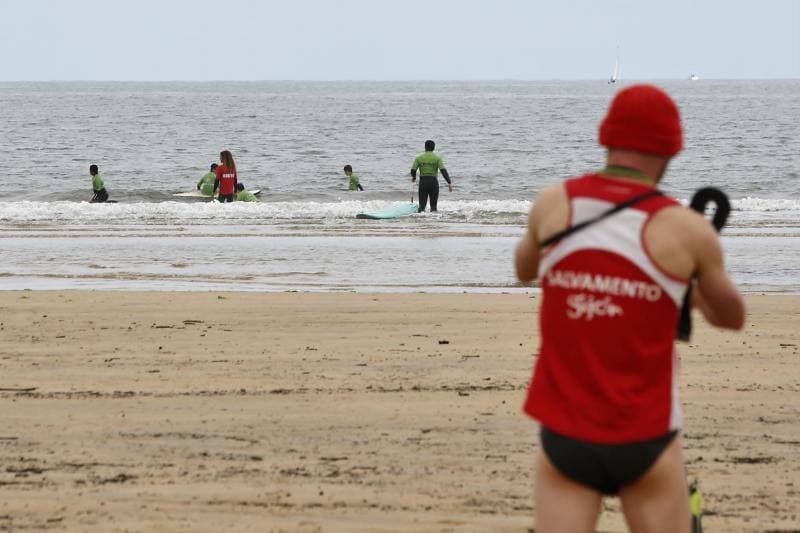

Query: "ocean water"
<box><xmin>0</xmin><ymin>80</ymin><xmax>798</xmax><ymax>292</ymax></box>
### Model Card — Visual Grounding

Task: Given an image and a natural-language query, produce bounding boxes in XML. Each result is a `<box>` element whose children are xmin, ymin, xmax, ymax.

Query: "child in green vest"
<box><xmin>89</xmin><ymin>164</ymin><xmax>109</xmax><ymax>203</ymax></box>
<box><xmin>344</xmin><ymin>165</ymin><xmax>364</xmax><ymax>191</ymax></box>
<box><xmin>197</xmin><ymin>163</ymin><xmax>218</xmax><ymax>196</ymax></box>
<box><xmin>235</xmin><ymin>183</ymin><xmax>260</xmax><ymax>202</ymax></box>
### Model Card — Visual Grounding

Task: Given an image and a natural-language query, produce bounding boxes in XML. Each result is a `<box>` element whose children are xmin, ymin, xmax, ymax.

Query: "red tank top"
<box><xmin>524</xmin><ymin>173</ymin><xmax>688</xmax><ymax>444</ymax></box>
<box><xmin>215</xmin><ymin>165</ymin><xmax>237</xmax><ymax>196</ymax></box>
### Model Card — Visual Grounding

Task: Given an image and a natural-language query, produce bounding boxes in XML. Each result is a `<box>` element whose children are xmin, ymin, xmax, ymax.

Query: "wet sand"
<box><xmin>0</xmin><ymin>291</ymin><xmax>797</xmax><ymax>531</ymax></box>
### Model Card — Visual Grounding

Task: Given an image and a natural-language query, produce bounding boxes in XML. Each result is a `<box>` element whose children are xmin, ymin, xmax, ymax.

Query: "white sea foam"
<box><xmin>0</xmin><ymin>198</ymin><xmax>797</xmax><ymax>226</ymax></box>
<box><xmin>0</xmin><ymin>199</ymin><xmax>529</xmax><ymax>225</ymax></box>
<box><xmin>731</xmin><ymin>197</ymin><xmax>800</xmax><ymax>212</ymax></box>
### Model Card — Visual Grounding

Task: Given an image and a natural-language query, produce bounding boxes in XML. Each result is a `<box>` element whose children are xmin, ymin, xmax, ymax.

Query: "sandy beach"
<box><xmin>0</xmin><ymin>291</ymin><xmax>797</xmax><ymax>531</ymax></box>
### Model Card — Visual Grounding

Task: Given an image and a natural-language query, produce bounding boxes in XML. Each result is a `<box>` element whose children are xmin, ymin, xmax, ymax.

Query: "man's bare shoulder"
<box><xmin>531</xmin><ymin>183</ymin><xmax>569</xmax><ymax>240</ymax></box>
<box><xmin>651</xmin><ymin>204</ymin><xmax>720</xmax><ymax>248</ymax></box>
<box><xmin>533</xmin><ymin>183</ymin><xmax>567</xmax><ymax>214</ymax></box>
<box><xmin>643</xmin><ymin>203</ymin><xmax>721</xmax><ymax>279</ymax></box>
<box><xmin>653</xmin><ymin>204</ymin><xmax>712</xmax><ymax>228</ymax></box>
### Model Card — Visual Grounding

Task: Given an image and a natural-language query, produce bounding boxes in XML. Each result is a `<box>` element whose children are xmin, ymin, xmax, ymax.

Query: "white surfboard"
<box><xmin>173</xmin><ymin>189</ymin><xmax>261</xmax><ymax>199</ymax></box>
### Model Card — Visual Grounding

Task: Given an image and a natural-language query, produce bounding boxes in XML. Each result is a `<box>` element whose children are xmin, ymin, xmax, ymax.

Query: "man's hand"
<box><xmin>448</xmin><ymin>184</ymin><xmax>453</xmax><ymax>192</ymax></box>
<box><xmin>411</xmin><ymin>177</ymin><xmax>416</xmax><ymax>183</ymax></box>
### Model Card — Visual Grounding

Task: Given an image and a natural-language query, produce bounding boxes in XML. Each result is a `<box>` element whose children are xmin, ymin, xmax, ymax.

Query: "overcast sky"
<box><xmin>3</xmin><ymin>0</ymin><xmax>798</xmax><ymax>80</ymax></box>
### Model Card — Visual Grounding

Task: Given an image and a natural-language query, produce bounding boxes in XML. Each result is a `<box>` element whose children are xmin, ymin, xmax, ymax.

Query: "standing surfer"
<box><xmin>89</xmin><ymin>164</ymin><xmax>109</xmax><ymax>203</ymax></box>
<box><xmin>213</xmin><ymin>150</ymin><xmax>238</xmax><ymax>203</ymax></box>
<box><xmin>411</xmin><ymin>140</ymin><xmax>452</xmax><ymax>212</ymax></box>
<box><xmin>515</xmin><ymin>85</ymin><xmax>745</xmax><ymax>532</ymax></box>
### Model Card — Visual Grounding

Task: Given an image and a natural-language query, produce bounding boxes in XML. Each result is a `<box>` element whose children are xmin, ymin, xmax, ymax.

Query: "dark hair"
<box><xmin>343</xmin><ymin>165</ymin><xmax>352</xmax><ymax>172</ymax></box>
<box><xmin>89</xmin><ymin>164</ymin><xmax>98</xmax><ymax>175</ymax></box>
<box><xmin>425</xmin><ymin>140</ymin><xmax>435</xmax><ymax>151</ymax></box>
<box><xmin>220</xmin><ymin>150</ymin><xmax>236</xmax><ymax>171</ymax></box>
<box><xmin>237</xmin><ymin>183</ymin><xmax>245</xmax><ymax>192</ymax></box>
<box><xmin>210</xmin><ymin>163</ymin><xmax>218</xmax><ymax>171</ymax></box>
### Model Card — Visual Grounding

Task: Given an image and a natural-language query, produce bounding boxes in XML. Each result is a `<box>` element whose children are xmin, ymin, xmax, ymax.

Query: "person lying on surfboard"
<box><xmin>89</xmin><ymin>164</ymin><xmax>110</xmax><ymax>203</ymax></box>
<box><xmin>197</xmin><ymin>163</ymin><xmax>217</xmax><ymax>196</ymax></box>
<box><xmin>235</xmin><ymin>183</ymin><xmax>260</xmax><ymax>202</ymax></box>
<box><xmin>343</xmin><ymin>165</ymin><xmax>364</xmax><ymax>191</ymax></box>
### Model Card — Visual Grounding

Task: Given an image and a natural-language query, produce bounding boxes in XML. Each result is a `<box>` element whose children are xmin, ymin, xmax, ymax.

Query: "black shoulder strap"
<box><xmin>540</xmin><ymin>190</ymin><xmax>663</xmax><ymax>248</ymax></box>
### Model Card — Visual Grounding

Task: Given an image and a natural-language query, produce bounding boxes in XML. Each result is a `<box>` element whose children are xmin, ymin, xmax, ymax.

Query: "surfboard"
<box><xmin>173</xmin><ymin>189</ymin><xmax>261</xmax><ymax>199</ymax></box>
<box><xmin>356</xmin><ymin>203</ymin><xmax>419</xmax><ymax>219</ymax></box>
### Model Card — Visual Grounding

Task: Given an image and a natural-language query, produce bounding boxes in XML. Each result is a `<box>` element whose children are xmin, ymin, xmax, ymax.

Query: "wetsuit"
<box><xmin>91</xmin><ymin>173</ymin><xmax>109</xmax><ymax>203</ymax></box>
<box><xmin>348</xmin><ymin>173</ymin><xmax>364</xmax><ymax>191</ymax></box>
<box><xmin>197</xmin><ymin>171</ymin><xmax>216</xmax><ymax>196</ymax></box>
<box><xmin>418</xmin><ymin>176</ymin><xmax>438</xmax><ymax>212</ymax></box>
<box><xmin>411</xmin><ymin>151</ymin><xmax>450</xmax><ymax>212</ymax></box>
<box><xmin>524</xmin><ymin>170</ymin><xmax>688</xmax><ymax>494</ymax></box>
<box><xmin>214</xmin><ymin>165</ymin><xmax>237</xmax><ymax>203</ymax></box>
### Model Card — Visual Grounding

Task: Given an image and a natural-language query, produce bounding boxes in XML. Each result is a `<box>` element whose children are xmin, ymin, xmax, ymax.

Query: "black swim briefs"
<box><xmin>540</xmin><ymin>426</ymin><xmax>678</xmax><ymax>495</ymax></box>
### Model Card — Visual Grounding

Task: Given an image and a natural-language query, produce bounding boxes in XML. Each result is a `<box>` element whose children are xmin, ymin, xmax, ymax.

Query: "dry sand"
<box><xmin>0</xmin><ymin>291</ymin><xmax>797</xmax><ymax>532</ymax></box>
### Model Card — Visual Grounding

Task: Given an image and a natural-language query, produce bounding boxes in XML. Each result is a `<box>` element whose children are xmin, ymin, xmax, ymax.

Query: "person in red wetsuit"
<box><xmin>213</xmin><ymin>150</ymin><xmax>238</xmax><ymax>203</ymax></box>
<box><xmin>515</xmin><ymin>85</ymin><xmax>745</xmax><ymax>532</ymax></box>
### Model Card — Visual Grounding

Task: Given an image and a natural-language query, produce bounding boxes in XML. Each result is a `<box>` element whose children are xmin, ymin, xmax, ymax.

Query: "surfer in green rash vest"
<box><xmin>411</xmin><ymin>140</ymin><xmax>452</xmax><ymax>212</ymax></box>
<box><xmin>197</xmin><ymin>163</ymin><xmax>218</xmax><ymax>196</ymax></box>
<box><xmin>343</xmin><ymin>165</ymin><xmax>364</xmax><ymax>191</ymax></box>
<box><xmin>235</xmin><ymin>183</ymin><xmax>260</xmax><ymax>202</ymax></box>
<box><xmin>89</xmin><ymin>164</ymin><xmax>109</xmax><ymax>203</ymax></box>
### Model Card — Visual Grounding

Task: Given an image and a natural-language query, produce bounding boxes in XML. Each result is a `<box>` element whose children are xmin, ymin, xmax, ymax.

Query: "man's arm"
<box><xmin>411</xmin><ymin>157</ymin><xmax>419</xmax><ymax>182</ymax></box>
<box><xmin>440</xmin><ymin>168</ymin><xmax>452</xmax><ymax>184</ymax></box>
<box><xmin>515</xmin><ymin>209</ymin><xmax>540</xmax><ymax>283</ymax></box>
<box><xmin>515</xmin><ymin>185</ymin><xmax>566</xmax><ymax>283</ymax></box>
<box><xmin>358</xmin><ymin>183</ymin><xmax>364</xmax><ymax>191</ymax></box>
<box><xmin>438</xmin><ymin>154</ymin><xmax>453</xmax><ymax>191</ymax></box>
<box><xmin>515</xmin><ymin>191</ymin><xmax>548</xmax><ymax>282</ymax></box>
<box><xmin>691</xmin><ymin>221</ymin><xmax>745</xmax><ymax>329</ymax></box>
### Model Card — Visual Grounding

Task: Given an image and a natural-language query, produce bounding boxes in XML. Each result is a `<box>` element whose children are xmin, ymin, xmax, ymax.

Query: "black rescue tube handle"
<box><xmin>676</xmin><ymin>187</ymin><xmax>731</xmax><ymax>341</ymax></box>
<box><xmin>689</xmin><ymin>187</ymin><xmax>731</xmax><ymax>232</ymax></box>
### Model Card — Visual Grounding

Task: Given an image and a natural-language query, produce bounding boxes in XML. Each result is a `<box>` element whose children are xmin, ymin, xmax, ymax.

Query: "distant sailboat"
<box><xmin>609</xmin><ymin>48</ymin><xmax>620</xmax><ymax>84</ymax></box>
<box><xmin>690</xmin><ymin>73</ymin><xmax>699</xmax><ymax>81</ymax></box>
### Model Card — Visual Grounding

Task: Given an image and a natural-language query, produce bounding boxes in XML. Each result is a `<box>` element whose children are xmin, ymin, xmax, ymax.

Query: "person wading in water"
<box><xmin>411</xmin><ymin>140</ymin><xmax>452</xmax><ymax>212</ymax></box>
<box><xmin>213</xmin><ymin>150</ymin><xmax>238</xmax><ymax>203</ymax></box>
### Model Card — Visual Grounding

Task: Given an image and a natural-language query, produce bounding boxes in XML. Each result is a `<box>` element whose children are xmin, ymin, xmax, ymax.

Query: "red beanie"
<box><xmin>599</xmin><ymin>84</ymin><xmax>683</xmax><ymax>157</ymax></box>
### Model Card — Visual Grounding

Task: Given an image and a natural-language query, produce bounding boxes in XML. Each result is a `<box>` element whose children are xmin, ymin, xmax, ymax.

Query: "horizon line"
<box><xmin>1</xmin><ymin>77</ymin><xmax>799</xmax><ymax>83</ymax></box>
